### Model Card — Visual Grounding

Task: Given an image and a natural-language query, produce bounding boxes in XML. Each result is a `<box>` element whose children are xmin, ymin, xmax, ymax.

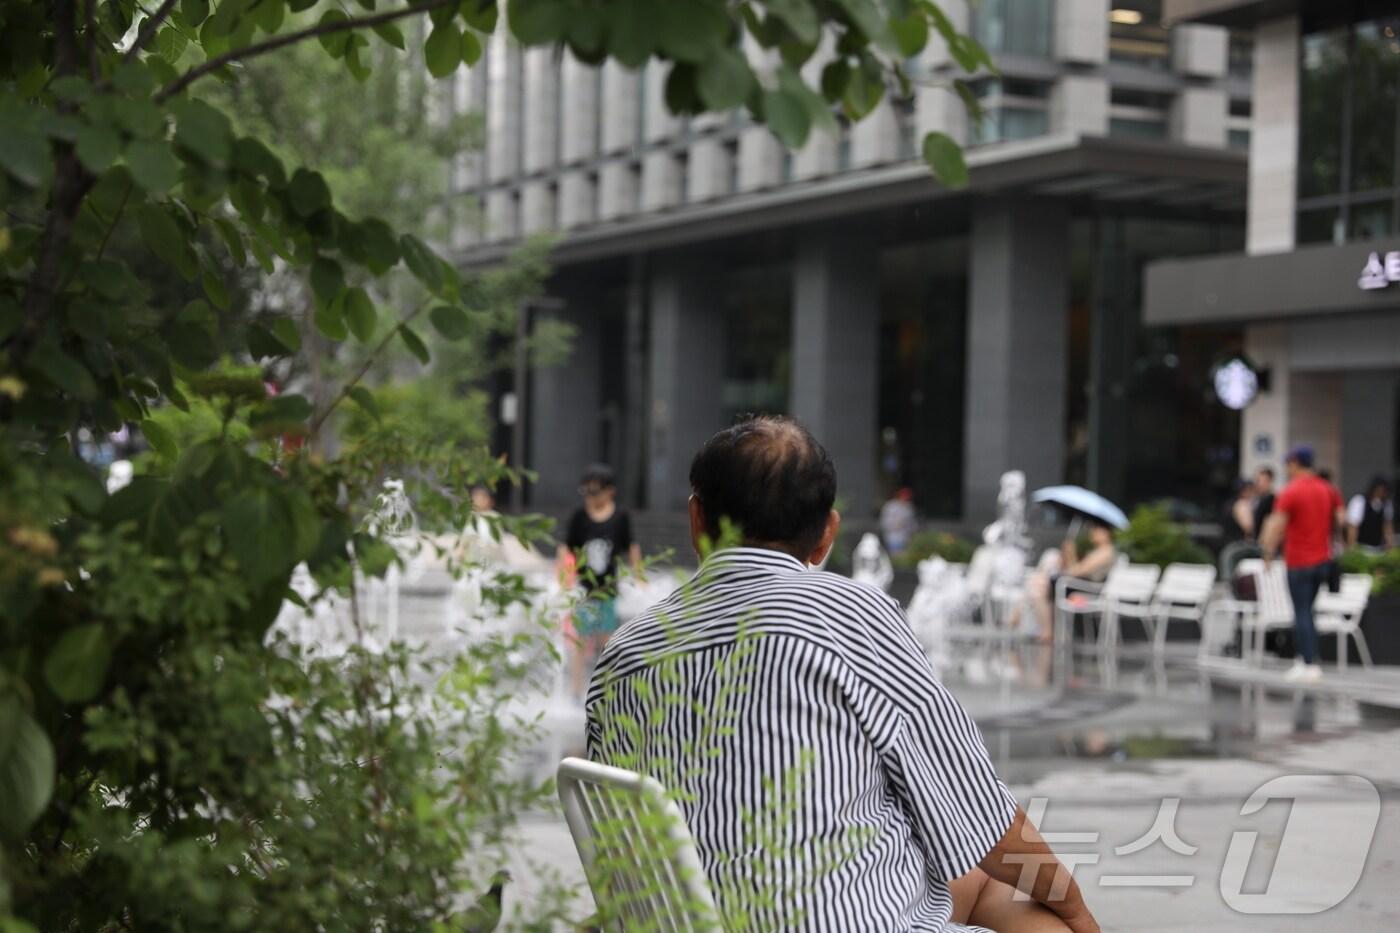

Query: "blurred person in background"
<box><xmin>559</xmin><ymin>464</ymin><xmax>641</xmax><ymax>702</ymax></box>
<box><xmin>1252</xmin><ymin>466</ymin><xmax>1277</xmax><ymax>539</ymax></box>
<box><xmin>880</xmin><ymin>486</ymin><xmax>918</xmax><ymax>556</ymax></box>
<box><xmin>1347</xmin><ymin>476</ymin><xmax>1395</xmax><ymax>550</ymax></box>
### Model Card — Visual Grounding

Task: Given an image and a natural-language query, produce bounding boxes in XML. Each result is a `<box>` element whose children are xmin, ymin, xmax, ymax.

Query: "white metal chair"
<box><xmin>557</xmin><ymin>757</ymin><xmax>722</xmax><ymax>931</ymax></box>
<box><xmin>1237</xmin><ymin>561</ymin><xmax>1295</xmax><ymax>662</ymax></box>
<box><xmin>1314</xmin><ymin>572</ymin><xmax>1374</xmax><ymax>669</ymax></box>
<box><xmin>1148</xmin><ymin>563</ymin><xmax>1218</xmax><ymax>656</ymax></box>
<box><xmin>1056</xmin><ymin>562</ymin><xmax>1161</xmax><ymax>651</ymax></box>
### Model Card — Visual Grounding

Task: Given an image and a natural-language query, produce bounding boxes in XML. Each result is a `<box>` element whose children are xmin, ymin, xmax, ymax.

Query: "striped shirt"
<box><xmin>585</xmin><ymin>547</ymin><xmax>1018</xmax><ymax>930</ymax></box>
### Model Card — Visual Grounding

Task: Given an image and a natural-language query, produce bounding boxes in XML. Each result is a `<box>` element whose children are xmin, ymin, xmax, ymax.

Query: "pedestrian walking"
<box><xmin>1346</xmin><ymin>476</ymin><xmax>1395</xmax><ymax>550</ymax></box>
<box><xmin>559</xmin><ymin>464</ymin><xmax>641</xmax><ymax>703</ymax></box>
<box><xmin>1261</xmin><ymin>445</ymin><xmax>1345</xmax><ymax>682</ymax></box>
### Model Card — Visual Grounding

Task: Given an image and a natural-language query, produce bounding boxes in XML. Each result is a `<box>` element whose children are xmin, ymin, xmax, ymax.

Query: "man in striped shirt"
<box><xmin>586</xmin><ymin>417</ymin><xmax>1098</xmax><ymax>931</ymax></box>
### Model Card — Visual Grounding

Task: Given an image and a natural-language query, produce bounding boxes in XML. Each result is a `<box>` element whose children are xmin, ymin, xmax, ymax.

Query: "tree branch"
<box><xmin>85</xmin><ymin>0</ymin><xmax>99</xmax><ymax>81</ymax></box>
<box><xmin>155</xmin><ymin>0</ymin><xmax>458</xmax><ymax>102</ymax></box>
<box><xmin>308</xmin><ymin>298</ymin><xmax>430</xmax><ymax>437</ymax></box>
<box><xmin>122</xmin><ymin>0</ymin><xmax>180</xmax><ymax>65</ymax></box>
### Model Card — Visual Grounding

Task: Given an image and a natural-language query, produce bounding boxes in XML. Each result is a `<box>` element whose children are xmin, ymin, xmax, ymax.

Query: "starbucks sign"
<box><xmin>1358</xmin><ymin>251</ymin><xmax>1400</xmax><ymax>290</ymax></box>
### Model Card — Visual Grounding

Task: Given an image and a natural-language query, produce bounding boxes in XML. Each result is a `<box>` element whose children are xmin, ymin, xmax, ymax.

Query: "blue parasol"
<box><xmin>1031</xmin><ymin>485</ymin><xmax>1130</xmax><ymax>530</ymax></box>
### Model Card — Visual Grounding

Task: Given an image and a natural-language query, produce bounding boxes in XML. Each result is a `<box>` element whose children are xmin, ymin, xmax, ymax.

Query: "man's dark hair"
<box><xmin>688</xmin><ymin>416</ymin><xmax>837</xmax><ymax>556</ymax></box>
<box><xmin>580</xmin><ymin>463</ymin><xmax>616</xmax><ymax>489</ymax></box>
<box><xmin>1257</xmin><ymin>466</ymin><xmax>1275</xmax><ymax>480</ymax></box>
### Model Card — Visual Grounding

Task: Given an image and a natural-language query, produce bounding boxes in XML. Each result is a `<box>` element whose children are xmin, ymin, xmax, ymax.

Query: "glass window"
<box><xmin>1299</xmin><ymin>28</ymin><xmax>1349</xmax><ymax>198</ymax></box>
<box><xmin>721</xmin><ymin>263</ymin><xmax>791</xmax><ymax>422</ymax></box>
<box><xmin>1109</xmin><ymin>1</ymin><xmax>1170</xmax><ymax>69</ymax></box>
<box><xmin>878</xmin><ymin>237</ymin><xmax>968</xmax><ymax>518</ymax></box>
<box><xmin>1349</xmin><ymin>199</ymin><xmax>1394</xmax><ymax>240</ymax></box>
<box><xmin>973</xmin><ymin>0</ymin><xmax>1056</xmax><ymax>58</ymax></box>
<box><xmin>1296</xmin><ymin>206</ymin><xmax>1343</xmax><ymax>245</ymax></box>
<box><xmin>1350</xmin><ymin>18</ymin><xmax>1400</xmax><ymax>194</ymax></box>
<box><xmin>1110</xmin><ymin>117</ymin><xmax>1167</xmax><ymax>139</ymax></box>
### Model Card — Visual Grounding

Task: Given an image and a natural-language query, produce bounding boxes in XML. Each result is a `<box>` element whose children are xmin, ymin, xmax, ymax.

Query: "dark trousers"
<box><xmin>1287</xmin><ymin>562</ymin><xmax>1328</xmax><ymax>664</ymax></box>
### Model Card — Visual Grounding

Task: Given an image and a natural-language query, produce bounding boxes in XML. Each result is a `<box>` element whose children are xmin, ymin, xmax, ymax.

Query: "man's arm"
<box><xmin>1260</xmin><ymin>511</ymin><xmax>1288</xmax><ymax>562</ymax></box>
<box><xmin>977</xmin><ymin>806</ymin><xmax>1098</xmax><ymax>933</ymax></box>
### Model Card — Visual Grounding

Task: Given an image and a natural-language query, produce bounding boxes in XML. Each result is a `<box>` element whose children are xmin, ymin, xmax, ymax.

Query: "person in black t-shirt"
<box><xmin>1252</xmin><ymin>466</ymin><xmax>1276</xmax><ymax>541</ymax></box>
<box><xmin>558</xmin><ymin>464</ymin><xmax>641</xmax><ymax>701</ymax></box>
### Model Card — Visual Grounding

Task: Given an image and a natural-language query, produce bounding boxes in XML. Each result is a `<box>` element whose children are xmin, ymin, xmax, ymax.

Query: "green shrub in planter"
<box><xmin>894</xmin><ymin>531</ymin><xmax>978</xmax><ymax>569</ymax></box>
<box><xmin>1117</xmin><ymin>504</ymin><xmax>1212</xmax><ymax>569</ymax></box>
<box><xmin>1339</xmin><ymin>548</ymin><xmax>1400</xmax><ymax>595</ymax></box>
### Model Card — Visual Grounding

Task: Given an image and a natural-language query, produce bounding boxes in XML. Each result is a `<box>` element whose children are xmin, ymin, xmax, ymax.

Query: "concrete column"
<box><xmin>1240</xmin><ymin>323</ymin><xmax>1290</xmax><ymax>476</ymax></box>
<box><xmin>737</xmin><ymin>126</ymin><xmax>782</xmax><ymax>191</ymax></box>
<box><xmin>1247</xmin><ymin>17</ymin><xmax>1300</xmax><ymax>255</ymax></box>
<box><xmin>522</xmin><ymin>48</ymin><xmax>558</xmax><ymax>174</ymax></box>
<box><xmin>963</xmin><ymin>196</ymin><xmax>1070</xmax><ymax>523</ymax></box>
<box><xmin>924</xmin><ymin>0</ymin><xmax>970</xmax><ymax>69</ymax></box>
<box><xmin>558</xmin><ymin>169</ymin><xmax>593</xmax><ymax>228</ymax></box>
<box><xmin>640</xmin><ymin>150</ymin><xmax>681</xmax><ymax>212</ymax></box>
<box><xmin>601</xmin><ymin>62</ymin><xmax>639</xmax><ymax>154</ymax></box>
<box><xmin>1056</xmin><ymin>0</ymin><xmax>1108</xmax><ymax>65</ymax></box>
<box><xmin>794</xmin><ymin>130</ymin><xmax>838</xmax><ymax>180</ymax></box>
<box><xmin>485</xmin><ymin>189</ymin><xmax>517</xmax><ymax>240</ymax></box>
<box><xmin>790</xmin><ymin>226</ymin><xmax>880</xmax><ymax>520</ymax></box>
<box><xmin>1172</xmin><ymin>24</ymin><xmax>1228</xmax><ymax>78</ymax></box>
<box><xmin>1288</xmin><ymin>373</ymin><xmax>1343</xmax><ymax>476</ymax></box>
<box><xmin>644</xmin><ymin>63</ymin><xmax>680</xmax><ymax>144</ymax></box>
<box><xmin>598</xmin><ymin>161</ymin><xmax>637</xmax><ymax>220</ymax></box>
<box><xmin>1342</xmin><ymin>371</ymin><xmax>1400</xmax><ymax>498</ymax></box>
<box><xmin>687</xmin><ymin>137</ymin><xmax>729</xmax><ymax>201</ymax></box>
<box><xmin>519</xmin><ymin>180</ymin><xmax>554</xmax><ymax>235</ymax></box>
<box><xmin>851</xmin><ymin>102</ymin><xmax>901</xmax><ymax>168</ymax></box>
<box><xmin>648</xmin><ymin>253</ymin><xmax>724</xmax><ymax>510</ymax></box>
<box><xmin>486</xmin><ymin>37</ymin><xmax>522</xmax><ymax>183</ymax></box>
<box><xmin>560</xmin><ymin>55</ymin><xmax>599</xmax><ymax>164</ymax></box>
<box><xmin>1170</xmin><ymin>86</ymin><xmax>1228</xmax><ymax>147</ymax></box>
<box><xmin>1050</xmin><ymin>74</ymin><xmax>1108</xmax><ymax>136</ymax></box>
<box><xmin>530</xmin><ymin>301</ymin><xmax>602</xmax><ymax>509</ymax></box>
<box><xmin>916</xmin><ymin>79</ymin><xmax>969</xmax><ymax>145</ymax></box>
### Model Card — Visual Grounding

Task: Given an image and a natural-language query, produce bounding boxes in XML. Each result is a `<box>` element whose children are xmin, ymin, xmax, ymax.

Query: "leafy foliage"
<box><xmin>893</xmin><ymin>529</ymin><xmax>977</xmax><ymax>568</ymax></box>
<box><xmin>1116</xmin><ymin>503</ymin><xmax>1213</xmax><ymax>569</ymax></box>
<box><xmin>1338</xmin><ymin>547</ymin><xmax>1400</xmax><ymax>596</ymax></box>
<box><xmin>1</xmin><ymin>0</ymin><xmax>981</xmax><ymax>927</ymax></box>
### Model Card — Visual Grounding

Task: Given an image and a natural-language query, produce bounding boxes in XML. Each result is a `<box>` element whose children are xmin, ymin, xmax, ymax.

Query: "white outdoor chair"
<box><xmin>1314</xmin><ymin>572</ymin><xmax>1374</xmax><ymax>669</ymax></box>
<box><xmin>1056</xmin><ymin>562</ymin><xmax>1161</xmax><ymax>652</ymax></box>
<box><xmin>1148</xmin><ymin>563</ymin><xmax>1218</xmax><ymax>656</ymax></box>
<box><xmin>1237</xmin><ymin>561</ymin><xmax>1295</xmax><ymax>662</ymax></box>
<box><xmin>557</xmin><ymin>757</ymin><xmax>722</xmax><ymax>932</ymax></box>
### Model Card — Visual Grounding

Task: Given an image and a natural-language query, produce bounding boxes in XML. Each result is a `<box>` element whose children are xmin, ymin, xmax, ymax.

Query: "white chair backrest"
<box><xmin>1234</xmin><ymin>558</ymin><xmax>1264</xmax><ymax>579</ymax></box>
<box><xmin>1252</xmin><ymin>563</ymin><xmax>1294</xmax><ymax>624</ymax></box>
<box><xmin>1315</xmin><ymin>572</ymin><xmax>1373</xmax><ymax>614</ymax></box>
<box><xmin>1154</xmin><ymin>563</ymin><xmax>1217</xmax><ymax>604</ymax></box>
<box><xmin>557</xmin><ymin>757</ymin><xmax>722</xmax><ymax>931</ymax></box>
<box><xmin>1103</xmin><ymin>563</ymin><xmax>1161</xmax><ymax>602</ymax></box>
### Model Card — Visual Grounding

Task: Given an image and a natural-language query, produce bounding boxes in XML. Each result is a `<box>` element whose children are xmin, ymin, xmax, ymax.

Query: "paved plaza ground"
<box><xmin>497</xmin><ymin>654</ymin><xmax>1400</xmax><ymax>931</ymax></box>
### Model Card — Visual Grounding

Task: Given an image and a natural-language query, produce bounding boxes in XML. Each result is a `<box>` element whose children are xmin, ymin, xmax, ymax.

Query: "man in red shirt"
<box><xmin>1261</xmin><ymin>445</ymin><xmax>1345</xmax><ymax>682</ymax></box>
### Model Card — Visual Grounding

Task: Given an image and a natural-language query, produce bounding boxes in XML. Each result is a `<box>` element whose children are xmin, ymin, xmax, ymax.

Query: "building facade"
<box><xmin>1148</xmin><ymin>0</ymin><xmax>1400</xmax><ymax>504</ymax></box>
<box><xmin>452</xmin><ymin>1</ymin><xmax>1254</xmax><ymax>529</ymax></box>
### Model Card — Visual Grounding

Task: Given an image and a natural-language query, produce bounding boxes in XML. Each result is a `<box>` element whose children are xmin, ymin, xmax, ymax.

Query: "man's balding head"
<box><xmin>688</xmin><ymin>417</ymin><xmax>838</xmax><ymax>559</ymax></box>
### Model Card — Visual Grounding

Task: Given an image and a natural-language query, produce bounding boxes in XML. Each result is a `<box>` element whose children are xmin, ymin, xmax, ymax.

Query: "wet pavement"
<box><xmin>498</xmin><ymin>653</ymin><xmax>1400</xmax><ymax>930</ymax></box>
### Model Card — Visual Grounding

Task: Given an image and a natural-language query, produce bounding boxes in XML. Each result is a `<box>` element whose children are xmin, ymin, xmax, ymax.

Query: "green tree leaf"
<box><xmin>398</xmin><ymin>324</ymin><xmax>431</xmax><ymax>364</ymax></box>
<box><xmin>125</xmin><ymin>138</ymin><xmax>180</xmax><ymax>192</ymax></box>
<box><xmin>317</xmin><ymin>9</ymin><xmax>352</xmax><ymax>57</ymax></box>
<box><xmin>428</xmin><ymin>305</ymin><xmax>471</xmax><ymax>341</ymax></box>
<box><xmin>508</xmin><ymin>0</ymin><xmax>569</xmax><ymax>44</ymax></box>
<box><xmin>373</xmin><ymin>21</ymin><xmax>406</xmax><ymax>49</ymax></box>
<box><xmin>28</xmin><ymin>343</ymin><xmax>97</xmax><ymax>399</ymax></box>
<box><xmin>272</xmin><ymin>315</ymin><xmax>302</xmax><ymax>352</ymax></box>
<box><xmin>43</xmin><ymin>625</ymin><xmax>113</xmax><ymax>704</ymax></box>
<box><xmin>655</xmin><ymin>0</ymin><xmax>727</xmax><ymax>63</ymax></box>
<box><xmin>763</xmin><ymin>89</ymin><xmax>810</xmax><ymax>148</ymax></box>
<box><xmin>400</xmin><ymin>234</ymin><xmax>443</xmax><ymax>290</ymax></box>
<box><xmin>247</xmin><ymin>323</ymin><xmax>292</xmax><ymax>360</ymax></box>
<box><xmin>344</xmin><ymin>287</ymin><xmax>376</xmax><ymax>342</ymax></box>
<box><xmin>314</xmin><ymin>292</ymin><xmax>349</xmax><ymax>340</ymax></box>
<box><xmin>74</xmin><ymin>125</ymin><xmax>120</xmax><ymax>174</ymax></box>
<box><xmin>890</xmin><ymin>9</ymin><xmax>929</xmax><ymax>57</ymax></box>
<box><xmin>424</xmin><ymin>24</ymin><xmax>462</xmax><ymax>79</ymax></box>
<box><xmin>461</xmin><ymin>29</ymin><xmax>483</xmax><ymax>66</ymax></box>
<box><xmin>249</xmin><ymin>393</ymin><xmax>313</xmax><ymax>433</ymax></box>
<box><xmin>348</xmin><ymin>385</ymin><xmax>379</xmax><ymax>420</ymax></box>
<box><xmin>0</xmin><ymin>699</ymin><xmax>55</xmax><ymax>840</ymax></box>
<box><xmin>922</xmin><ymin>130</ymin><xmax>968</xmax><ymax>187</ymax></box>
<box><xmin>180</xmin><ymin>0</ymin><xmax>211</xmax><ymax>28</ymax></box>
<box><xmin>172</xmin><ymin>98</ymin><xmax>234</xmax><ymax>167</ymax></box>
<box><xmin>309</xmin><ymin>256</ymin><xmax>345</xmax><ymax>305</ymax></box>
<box><xmin>0</xmin><ymin>111</ymin><xmax>52</xmax><ymax>188</ymax></box>
<box><xmin>141</xmin><ymin>417</ymin><xmax>179</xmax><ymax>460</ymax></box>
<box><xmin>288</xmin><ymin>168</ymin><xmax>332</xmax><ymax>217</ymax></box>
<box><xmin>767</xmin><ymin>0</ymin><xmax>820</xmax><ymax>43</ymax></box>
<box><xmin>135</xmin><ymin>203</ymin><xmax>197</xmax><ymax>279</ymax></box>
<box><xmin>222</xmin><ymin>487</ymin><xmax>295</xmax><ymax>584</ymax></box>
<box><xmin>213</xmin><ymin>217</ymin><xmax>247</xmax><ymax>266</ymax></box>
<box><xmin>697</xmin><ymin>48</ymin><xmax>754</xmax><ymax>110</ymax></box>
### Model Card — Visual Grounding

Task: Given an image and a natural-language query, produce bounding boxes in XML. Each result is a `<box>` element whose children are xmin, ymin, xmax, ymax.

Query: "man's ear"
<box><xmin>688</xmin><ymin>495</ymin><xmax>708</xmax><ymax>559</ymax></box>
<box><xmin>808</xmin><ymin>510</ymin><xmax>841</xmax><ymax>568</ymax></box>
